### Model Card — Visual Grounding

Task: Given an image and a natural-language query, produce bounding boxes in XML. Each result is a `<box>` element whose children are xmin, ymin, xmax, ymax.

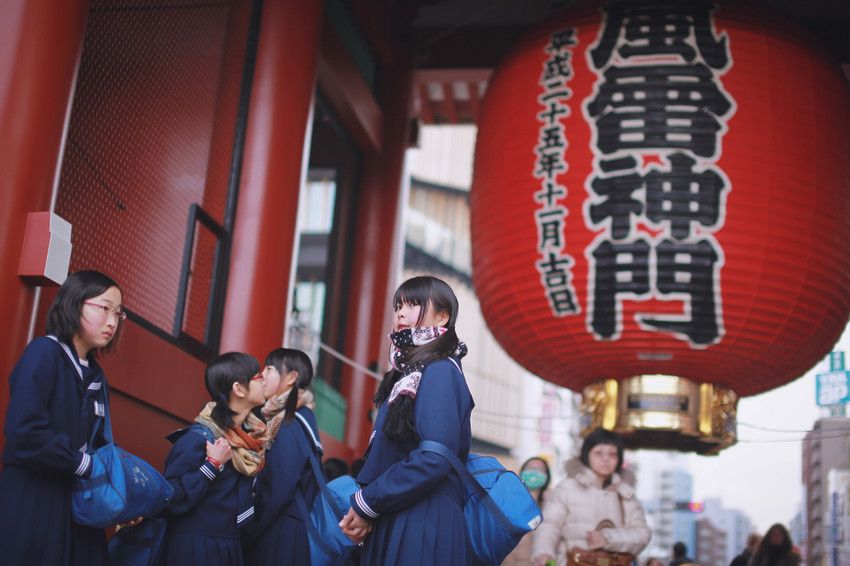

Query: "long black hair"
<box><xmin>265</xmin><ymin>348</ymin><xmax>314</xmax><ymax>423</ymax></box>
<box><xmin>205</xmin><ymin>352</ymin><xmax>260</xmax><ymax>429</ymax></box>
<box><xmin>752</xmin><ymin>523</ymin><xmax>793</xmax><ymax>564</ymax></box>
<box><xmin>45</xmin><ymin>270</ymin><xmax>124</xmax><ymax>354</ymax></box>
<box><xmin>374</xmin><ymin>276</ymin><xmax>459</xmax><ymax>445</ymax></box>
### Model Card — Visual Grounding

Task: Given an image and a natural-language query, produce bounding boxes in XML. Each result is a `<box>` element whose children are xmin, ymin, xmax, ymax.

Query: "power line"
<box><xmin>292</xmin><ymin>323</ymin><xmax>850</xmax><ymax>442</ymax></box>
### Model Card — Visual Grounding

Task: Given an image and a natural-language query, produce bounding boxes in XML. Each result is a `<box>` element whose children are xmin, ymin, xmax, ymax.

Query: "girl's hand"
<box><xmin>339</xmin><ymin>507</ymin><xmax>372</xmax><ymax>544</ymax></box>
<box><xmin>206</xmin><ymin>437</ymin><xmax>232</xmax><ymax>464</ymax></box>
<box><xmin>586</xmin><ymin>529</ymin><xmax>607</xmax><ymax>549</ymax></box>
<box><xmin>533</xmin><ymin>554</ymin><xmax>555</xmax><ymax>566</ymax></box>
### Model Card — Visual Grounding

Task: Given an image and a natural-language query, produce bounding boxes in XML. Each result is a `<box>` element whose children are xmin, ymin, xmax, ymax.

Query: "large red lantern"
<box><xmin>470</xmin><ymin>0</ymin><xmax>850</xmax><ymax>451</ymax></box>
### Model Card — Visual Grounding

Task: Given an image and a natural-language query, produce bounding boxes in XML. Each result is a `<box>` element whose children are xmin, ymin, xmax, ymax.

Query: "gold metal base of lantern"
<box><xmin>579</xmin><ymin>376</ymin><xmax>738</xmax><ymax>455</ymax></box>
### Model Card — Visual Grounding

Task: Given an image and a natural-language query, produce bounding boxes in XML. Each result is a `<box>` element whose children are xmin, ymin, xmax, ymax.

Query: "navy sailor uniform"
<box><xmin>243</xmin><ymin>406</ymin><xmax>322</xmax><ymax>565</ymax></box>
<box><xmin>161</xmin><ymin>424</ymin><xmax>255</xmax><ymax>566</ymax></box>
<box><xmin>352</xmin><ymin>357</ymin><xmax>475</xmax><ymax>566</ymax></box>
<box><xmin>0</xmin><ymin>336</ymin><xmax>110</xmax><ymax>566</ymax></box>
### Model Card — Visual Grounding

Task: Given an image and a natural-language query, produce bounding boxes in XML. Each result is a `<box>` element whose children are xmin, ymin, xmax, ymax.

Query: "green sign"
<box><xmin>830</xmin><ymin>351</ymin><xmax>845</xmax><ymax>372</ymax></box>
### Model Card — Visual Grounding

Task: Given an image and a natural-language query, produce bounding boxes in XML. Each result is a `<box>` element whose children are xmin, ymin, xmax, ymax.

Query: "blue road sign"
<box><xmin>816</xmin><ymin>370</ymin><xmax>850</xmax><ymax>406</ymax></box>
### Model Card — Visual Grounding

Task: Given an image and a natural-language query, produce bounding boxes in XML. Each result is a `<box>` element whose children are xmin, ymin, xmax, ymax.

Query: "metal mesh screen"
<box><xmin>56</xmin><ymin>0</ymin><xmax>253</xmax><ymax>349</ymax></box>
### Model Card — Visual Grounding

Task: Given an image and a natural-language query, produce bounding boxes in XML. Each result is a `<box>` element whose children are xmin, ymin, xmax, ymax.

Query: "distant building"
<box><xmin>790</xmin><ymin>502</ymin><xmax>808</xmax><ymax>563</ymax></box>
<box><xmin>696</xmin><ymin>517</ymin><xmax>728</xmax><ymax>566</ymax></box>
<box><xmin>803</xmin><ymin>417</ymin><xmax>850</xmax><ymax>566</ymax></box>
<box><xmin>702</xmin><ymin>498</ymin><xmax>754</xmax><ymax>565</ymax></box>
<box><xmin>644</xmin><ymin>467</ymin><xmax>697</xmax><ymax>559</ymax></box>
<box><xmin>827</xmin><ymin>469</ymin><xmax>850</xmax><ymax>566</ymax></box>
<box><xmin>403</xmin><ymin>133</ymin><xmax>580</xmax><ymax>472</ymax></box>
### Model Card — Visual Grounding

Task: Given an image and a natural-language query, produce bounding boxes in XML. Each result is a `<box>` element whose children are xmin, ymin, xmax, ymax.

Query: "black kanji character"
<box><xmin>548</xmin><ymin>288</ymin><xmax>579</xmax><ymax>315</ymax></box>
<box><xmin>638</xmin><ymin>238</ymin><xmax>721</xmax><ymax>345</ymax></box>
<box><xmin>536</xmin><ymin>208</ymin><xmax>566</xmax><ymax>250</ymax></box>
<box><xmin>536</xmin><ymin>151</ymin><xmax>567</xmax><ymax>179</ymax></box>
<box><xmin>537</xmin><ymin>126</ymin><xmax>566</xmax><ymax>152</ymax></box>
<box><xmin>588</xmin><ymin>167</ymin><xmax>644</xmax><ymax>240</ymax></box>
<box><xmin>589</xmin><ymin>238</ymin><xmax>651</xmax><ymax>339</ymax></box>
<box><xmin>585</xmin><ymin>63</ymin><xmax>733</xmax><ymax>157</ymax></box>
<box><xmin>548</xmin><ymin>28</ymin><xmax>578</xmax><ymax>52</ymax></box>
<box><xmin>538</xmin><ymin>100</ymin><xmax>569</xmax><ymax>126</ymax></box>
<box><xmin>645</xmin><ymin>152</ymin><xmax>726</xmax><ymax>239</ymax></box>
<box><xmin>537</xmin><ymin>252</ymin><xmax>579</xmax><ymax>315</ymax></box>
<box><xmin>590</xmin><ymin>1</ymin><xmax>728</xmax><ymax>70</ymax></box>
<box><xmin>539</xmin><ymin>88</ymin><xmax>572</xmax><ymax>103</ymax></box>
<box><xmin>542</xmin><ymin>52</ymin><xmax>574</xmax><ymax>82</ymax></box>
<box><xmin>535</xmin><ymin>181</ymin><xmax>567</xmax><ymax>207</ymax></box>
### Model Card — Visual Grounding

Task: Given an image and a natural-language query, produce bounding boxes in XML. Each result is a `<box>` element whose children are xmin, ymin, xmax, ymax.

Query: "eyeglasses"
<box><xmin>250</xmin><ymin>373</ymin><xmax>264</xmax><ymax>382</ymax></box>
<box><xmin>83</xmin><ymin>302</ymin><xmax>127</xmax><ymax>321</ymax></box>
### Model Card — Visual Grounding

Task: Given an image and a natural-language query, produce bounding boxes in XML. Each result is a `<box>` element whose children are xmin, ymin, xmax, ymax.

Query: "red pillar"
<box><xmin>341</xmin><ymin>62</ymin><xmax>415</xmax><ymax>455</ymax></box>
<box><xmin>220</xmin><ymin>0</ymin><xmax>324</xmax><ymax>356</ymax></box>
<box><xmin>0</xmin><ymin>0</ymin><xmax>90</xmax><ymax>450</ymax></box>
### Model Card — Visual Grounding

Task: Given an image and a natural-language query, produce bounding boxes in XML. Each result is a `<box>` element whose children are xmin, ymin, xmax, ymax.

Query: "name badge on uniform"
<box><xmin>94</xmin><ymin>400</ymin><xmax>105</xmax><ymax>417</ymax></box>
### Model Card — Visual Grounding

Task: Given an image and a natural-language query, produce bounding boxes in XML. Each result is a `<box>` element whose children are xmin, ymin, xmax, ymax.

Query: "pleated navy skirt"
<box><xmin>244</xmin><ymin>513</ymin><xmax>309</xmax><ymax>565</ymax></box>
<box><xmin>0</xmin><ymin>465</ymin><xmax>108</xmax><ymax>566</ymax></box>
<box><xmin>162</xmin><ymin>531</ymin><xmax>243</xmax><ymax>566</ymax></box>
<box><xmin>359</xmin><ymin>491</ymin><xmax>472</xmax><ymax>566</ymax></box>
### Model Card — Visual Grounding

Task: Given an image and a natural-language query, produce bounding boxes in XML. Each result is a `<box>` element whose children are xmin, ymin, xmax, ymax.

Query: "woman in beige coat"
<box><xmin>532</xmin><ymin>428</ymin><xmax>651</xmax><ymax>566</ymax></box>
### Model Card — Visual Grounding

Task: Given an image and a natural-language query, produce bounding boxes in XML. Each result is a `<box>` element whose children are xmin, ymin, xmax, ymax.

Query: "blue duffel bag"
<box><xmin>72</xmin><ymin>394</ymin><xmax>173</xmax><ymax>529</ymax></box>
<box><xmin>292</xmin><ymin>414</ymin><xmax>359</xmax><ymax>566</ymax></box>
<box><xmin>420</xmin><ymin>440</ymin><xmax>543</xmax><ymax>565</ymax></box>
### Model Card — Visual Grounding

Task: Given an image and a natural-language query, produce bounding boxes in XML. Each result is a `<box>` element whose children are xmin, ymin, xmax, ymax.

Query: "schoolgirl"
<box><xmin>243</xmin><ymin>348</ymin><xmax>321</xmax><ymax>565</ymax></box>
<box><xmin>161</xmin><ymin>351</ymin><xmax>269</xmax><ymax>565</ymax></box>
<box><xmin>0</xmin><ymin>270</ymin><xmax>125</xmax><ymax>565</ymax></box>
<box><xmin>340</xmin><ymin>275</ymin><xmax>475</xmax><ymax>565</ymax></box>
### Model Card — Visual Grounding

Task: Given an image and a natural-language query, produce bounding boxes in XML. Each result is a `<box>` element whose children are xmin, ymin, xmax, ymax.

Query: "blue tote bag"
<box><xmin>292</xmin><ymin>415</ymin><xmax>359</xmax><ymax>566</ymax></box>
<box><xmin>72</xmin><ymin>393</ymin><xmax>173</xmax><ymax>529</ymax></box>
<box><xmin>420</xmin><ymin>440</ymin><xmax>543</xmax><ymax>565</ymax></box>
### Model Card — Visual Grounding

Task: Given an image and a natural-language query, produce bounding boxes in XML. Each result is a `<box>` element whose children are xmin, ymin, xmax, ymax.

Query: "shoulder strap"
<box><xmin>291</xmin><ymin>416</ymin><xmax>349</xmax><ymax>558</ymax></box>
<box><xmin>419</xmin><ymin>439</ymin><xmax>523</xmax><ymax>537</ymax></box>
<box><xmin>189</xmin><ymin>423</ymin><xmax>217</xmax><ymax>443</ymax></box>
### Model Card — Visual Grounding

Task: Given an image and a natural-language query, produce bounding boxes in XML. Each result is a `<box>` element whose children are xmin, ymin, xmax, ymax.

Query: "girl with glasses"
<box><xmin>0</xmin><ymin>270</ymin><xmax>125</xmax><ymax>565</ymax></box>
<box><xmin>161</xmin><ymin>352</ymin><xmax>269</xmax><ymax>565</ymax></box>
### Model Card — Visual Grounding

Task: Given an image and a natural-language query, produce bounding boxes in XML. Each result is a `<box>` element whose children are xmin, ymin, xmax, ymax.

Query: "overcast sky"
<box><xmin>683</xmin><ymin>324</ymin><xmax>848</xmax><ymax>533</ymax></box>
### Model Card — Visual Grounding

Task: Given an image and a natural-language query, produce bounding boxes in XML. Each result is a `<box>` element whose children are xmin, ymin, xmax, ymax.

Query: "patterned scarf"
<box><xmin>387</xmin><ymin>326</ymin><xmax>468</xmax><ymax>404</ymax></box>
<box><xmin>195</xmin><ymin>402</ymin><xmax>269</xmax><ymax>477</ymax></box>
<box><xmin>261</xmin><ymin>388</ymin><xmax>315</xmax><ymax>442</ymax></box>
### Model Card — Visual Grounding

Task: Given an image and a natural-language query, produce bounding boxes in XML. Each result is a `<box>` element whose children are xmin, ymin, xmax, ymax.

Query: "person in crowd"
<box><xmin>503</xmin><ymin>456</ymin><xmax>552</xmax><ymax>565</ymax></box>
<box><xmin>532</xmin><ymin>428</ymin><xmax>651</xmax><ymax>566</ymax></box>
<box><xmin>243</xmin><ymin>348</ymin><xmax>321</xmax><ymax>565</ymax></box>
<box><xmin>161</xmin><ymin>352</ymin><xmax>269</xmax><ymax>565</ymax></box>
<box><xmin>0</xmin><ymin>270</ymin><xmax>126</xmax><ymax>565</ymax></box>
<box><xmin>339</xmin><ymin>275</ymin><xmax>474</xmax><ymax>565</ymax></box>
<box><xmin>324</xmin><ymin>457</ymin><xmax>351</xmax><ymax>481</ymax></box>
<box><xmin>669</xmin><ymin>542</ymin><xmax>695</xmax><ymax>566</ymax></box>
<box><xmin>748</xmin><ymin>523</ymin><xmax>800</xmax><ymax>566</ymax></box>
<box><xmin>730</xmin><ymin>533</ymin><xmax>760</xmax><ymax>566</ymax></box>
<box><xmin>646</xmin><ymin>558</ymin><xmax>664</xmax><ymax>566</ymax></box>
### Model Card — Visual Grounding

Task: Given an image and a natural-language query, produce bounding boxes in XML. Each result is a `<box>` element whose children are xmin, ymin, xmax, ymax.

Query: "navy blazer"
<box><xmin>243</xmin><ymin>406</ymin><xmax>322</xmax><ymax>549</ymax></box>
<box><xmin>352</xmin><ymin>357</ymin><xmax>474</xmax><ymax>519</ymax></box>
<box><xmin>164</xmin><ymin>424</ymin><xmax>256</xmax><ymax>537</ymax></box>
